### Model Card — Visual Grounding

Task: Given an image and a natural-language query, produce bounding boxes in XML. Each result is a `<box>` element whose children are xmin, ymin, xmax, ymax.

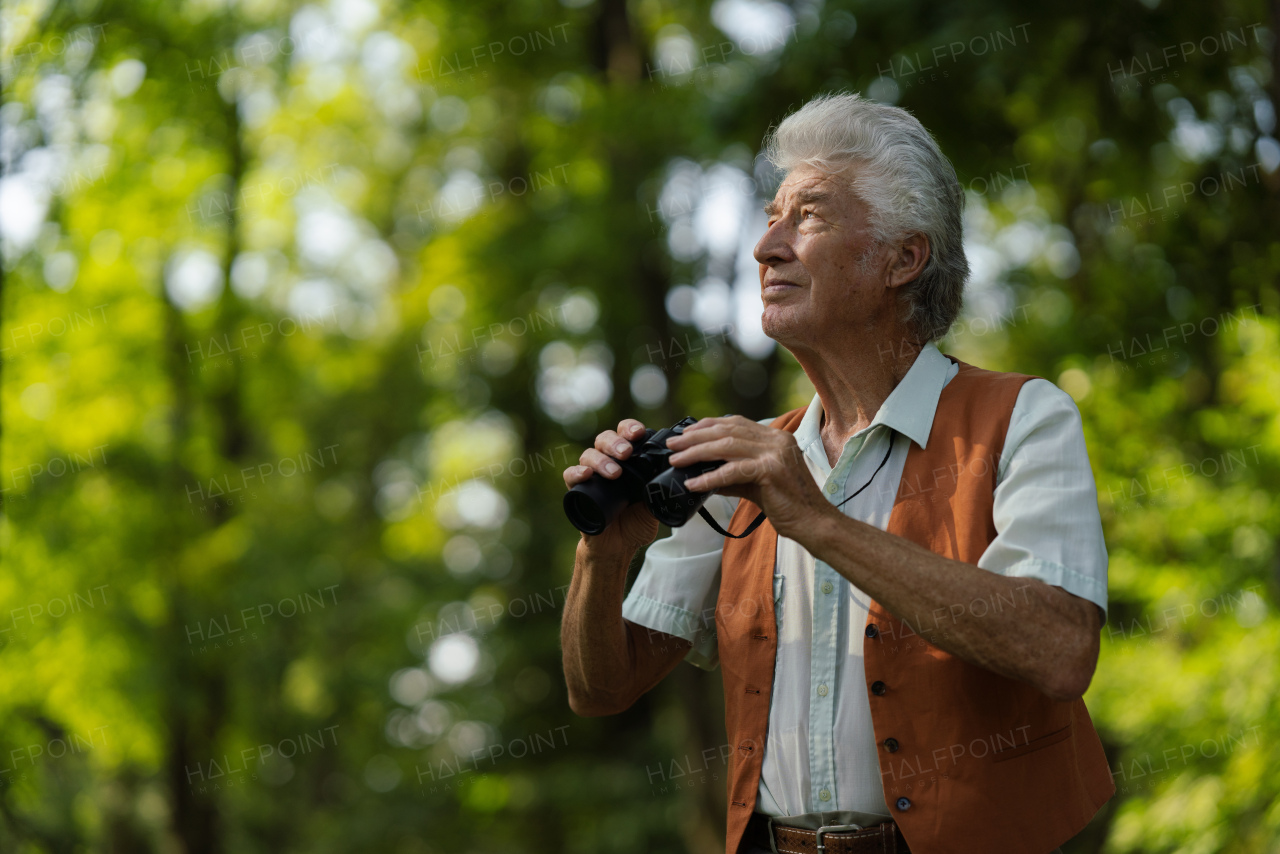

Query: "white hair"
<box><xmin>762</xmin><ymin>92</ymin><xmax>968</xmax><ymax>341</ymax></box>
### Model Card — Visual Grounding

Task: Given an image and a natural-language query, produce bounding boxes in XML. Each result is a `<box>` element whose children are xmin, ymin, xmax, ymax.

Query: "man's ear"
<box><xmin>886</xmin><ymin>233</ymin><xmax>931</xmax><ymax>289</ymax></box>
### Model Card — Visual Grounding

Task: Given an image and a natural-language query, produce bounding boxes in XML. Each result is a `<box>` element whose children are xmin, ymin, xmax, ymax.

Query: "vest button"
<box><xmin>871</xmin><ymin>680</ymin><xmax>887</xmax><ymax>696</ymax></box>
<box><xmin>865</xmin><ymin>624</ymin><xmax>879</xmax><ymax>638</ymax></box>
<box><xmin>896</xmin><ymin>797</ymin><xmax>911</xmax><ymax>811</ymax></box>
<box><xmin>884</xmin><ymin>738</ymin><xmax>899</xmax><ymax>753</ymax></box>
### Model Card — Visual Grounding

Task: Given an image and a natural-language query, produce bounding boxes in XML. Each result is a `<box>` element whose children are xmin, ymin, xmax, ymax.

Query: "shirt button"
<box><xmin>819</xmin><ymin>789</ymin><xmax>831</xmax><ymax>802</ymax></box>
<box><xmin>884</xmin><ymin>738</ymin><xmax>899</xmax><ymax>753</ymax></box>
<box><xmin>865</xmin><ymin>624</ymin><xmax>878</xmax><ymax>638</ymax></box>
<box><xmin>896</xmin><ymin>797</ymin><xmax>911</xmax><ymax>811</ymax></box>
<box><xmin>871</xmin><ymin>680</ymin><xmax>887</xmax><ymax>696</ymax></box>
<box><xmin>826</xmin><ymin>482</ymin><xmax>838</xmax><ymax>494</ymax></box>
<box><xmin>817</xmin><ymin>683</ymin><xmax>828</xmax><ymax>697</ymax></box>
<box><xmin>821</xmin><ymin>581</ymin><xmax>834</xmax><ymax>594</ymax></box>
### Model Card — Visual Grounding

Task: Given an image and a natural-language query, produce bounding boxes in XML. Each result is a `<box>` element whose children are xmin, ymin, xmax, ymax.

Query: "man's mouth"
<box><xmin>763</xmin><ymin>279</ymin><xmax>802</xmax><ymax>296</ymax></box>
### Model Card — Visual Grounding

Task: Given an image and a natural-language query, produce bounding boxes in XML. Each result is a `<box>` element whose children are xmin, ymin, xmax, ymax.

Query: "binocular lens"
<box><xmin>563</xmin><ymin>490</ymin><xmax>608</xmax><ymax>536</ymax></box>
<box><xmin>564</xmin><ymin>473</ymin><xmax>637</xmax><ymax>535</ymax></box>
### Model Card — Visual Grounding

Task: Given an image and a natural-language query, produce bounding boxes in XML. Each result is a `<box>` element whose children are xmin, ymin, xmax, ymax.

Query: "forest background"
<box><xmin>3</xmin><ymin>0</ymin><xmax>1280</xmax><ymax>851</ymax></box>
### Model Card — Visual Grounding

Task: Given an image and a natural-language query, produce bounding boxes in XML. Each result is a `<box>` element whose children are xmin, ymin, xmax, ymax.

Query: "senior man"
<box><xmin>560</xmin><ymin>93</ymin><xmax>1113</xmax><ymax>854</ymax></box>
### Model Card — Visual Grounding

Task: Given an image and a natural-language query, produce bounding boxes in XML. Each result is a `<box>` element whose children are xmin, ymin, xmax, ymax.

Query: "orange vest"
<box><xmin>716</xmin><ymin>359</ymin><xmax>1114</xmax><ymax>854</ymax></box>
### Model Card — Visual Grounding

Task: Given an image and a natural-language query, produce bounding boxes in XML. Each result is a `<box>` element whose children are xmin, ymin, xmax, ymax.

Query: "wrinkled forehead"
<box><xmin>769</xmin><ymin>163</ymin><xmax>863</xmax><ymax>209</ymax></box>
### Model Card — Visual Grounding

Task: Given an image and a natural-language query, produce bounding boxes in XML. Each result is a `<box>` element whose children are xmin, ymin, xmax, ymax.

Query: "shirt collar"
<box><xmin>793</xmin><ymin>341</ymin><xmax>952</xmax><ymax>459</ymax></box>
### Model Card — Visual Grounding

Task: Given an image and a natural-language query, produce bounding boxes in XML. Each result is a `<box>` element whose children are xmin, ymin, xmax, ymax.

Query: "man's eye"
<box><xmin>802</xmin><ymin>210</ymin><xmax>816</xmax><ymax>219</ymax></box>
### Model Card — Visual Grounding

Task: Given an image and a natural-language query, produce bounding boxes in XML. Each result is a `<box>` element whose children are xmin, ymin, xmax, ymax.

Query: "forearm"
<box><xmin>561</xmin><ymin>539</ymin><xmax>637</xmax><ymax>714</ymax></box>
<box><xmin>561</xmin><ymin>539</ymin><xmax>695</xmax><ymax>715</ymax></box>
<box><xmin>798</xmin><ymin>506</ymin><xmax>1099</xmax><ymax>701</ymax></box>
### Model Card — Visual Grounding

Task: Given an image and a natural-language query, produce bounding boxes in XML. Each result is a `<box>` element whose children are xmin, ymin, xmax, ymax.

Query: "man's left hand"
<box><xmin>665</xmin><ymin>416</ymin><xmax>828</xmax><ymax>538</ymax></box>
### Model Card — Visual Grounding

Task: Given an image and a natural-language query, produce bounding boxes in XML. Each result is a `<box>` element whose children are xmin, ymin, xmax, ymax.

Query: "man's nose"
<box><xmin>753</xmin><ymin>221</ymin><xmax>795</xmax><ymax>267</ymax></box>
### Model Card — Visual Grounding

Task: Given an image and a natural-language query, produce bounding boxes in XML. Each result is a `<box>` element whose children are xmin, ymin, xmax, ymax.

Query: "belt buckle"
<box><xmin>815</xmin><ymin>823</ymin><xmax>863</xmax><ymax>853</ymax></box>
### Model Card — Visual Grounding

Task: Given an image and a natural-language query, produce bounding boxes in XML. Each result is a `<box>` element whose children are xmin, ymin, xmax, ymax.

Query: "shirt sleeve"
<box><xmin>621</xmin><ymin>493</ymin><xmax>738</xmax><ymax>671</ymax></box>
<box><xmin>978</xmin><ymin>378</ymin><xmax>1109</xmax><ymax>619</ymax></box>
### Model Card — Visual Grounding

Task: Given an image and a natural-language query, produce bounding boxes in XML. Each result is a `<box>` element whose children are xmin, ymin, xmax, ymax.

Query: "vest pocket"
<box><xmin>991</xmin><ymin>723</ymin><xmax>1072</xmax><ymax>763</ymax></box>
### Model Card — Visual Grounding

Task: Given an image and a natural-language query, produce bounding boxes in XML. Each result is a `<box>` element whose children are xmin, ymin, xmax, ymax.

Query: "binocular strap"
<box><xmin>697</xmin><ymin>506</ymin><xmax>768</xmax><ymax>539</ymax></box>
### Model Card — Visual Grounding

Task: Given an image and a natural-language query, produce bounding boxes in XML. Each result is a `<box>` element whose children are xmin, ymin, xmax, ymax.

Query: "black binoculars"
<box><xmin>563</xmin><ymin>417</ymin><xmax>723</xmax><ymax>535</ymax></box>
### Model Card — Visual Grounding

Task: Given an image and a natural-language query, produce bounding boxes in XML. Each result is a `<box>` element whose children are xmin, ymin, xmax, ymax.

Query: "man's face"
<box><xmin>753</xmin><ymin>164</ymin><xmax>895</xmax><ymax>350</ymax></box>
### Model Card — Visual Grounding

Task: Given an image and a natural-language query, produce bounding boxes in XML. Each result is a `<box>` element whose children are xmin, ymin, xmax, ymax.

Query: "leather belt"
<box><xmin>743</xmin><ymin>812</ymin><xmax>910</xmax><ymax>854</ymax></box>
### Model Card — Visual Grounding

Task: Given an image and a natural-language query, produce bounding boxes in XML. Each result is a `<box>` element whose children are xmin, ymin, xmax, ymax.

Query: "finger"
<box><xmin>686</xmin><ymin>459</ymin><xmax>758</xmax><ymax>492</ymax></box>
<box><xmin>579</xmin><ymin>448</ymin><xmax>624</xmax><ymax>478</ymax></box>
<box><xmin>672</xmin><ymin>418</ymin><xmax>764</xmax><ymax>448</ymax></box>
<box><xmin>670</xmin><ymin>435</ymin><xmax>764</xmax><ymax>467</ymax></box>
<box><xmin>593</xmin><ymin>429</ymin><xmax>622</xmax><ymax>454</ymax></box>
<box><xmin>594</xmin><ymin>429</ymin><xmax>636</xmax><ymax>459</ymax></box>
<box><xmin>617</xmin><ymin>419</ymin><xmax>647</xmax><ymax>440</ymax></box>
<box><xmin>563</xmin><ymin>464</ymin><xmax>597</xmax><ymax>488</ymax></box>
<box><xmin>667</xmin><ymin>422</ymin><xmax>729</xmax><ymax>449</ymax></box>
<box><xmin>682</xmin><ymin>416</ymin><xmax>726</xmax><ymax>433</ymax></box>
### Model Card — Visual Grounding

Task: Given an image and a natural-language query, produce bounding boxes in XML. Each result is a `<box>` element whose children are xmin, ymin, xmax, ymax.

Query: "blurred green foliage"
<box><xmin>1</xmin><ymin>0</ymin><xmax>1279</xmax><ymax>851</ymax></box>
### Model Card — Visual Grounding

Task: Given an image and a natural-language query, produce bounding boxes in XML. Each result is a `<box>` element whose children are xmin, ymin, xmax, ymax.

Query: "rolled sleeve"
<box><xmin>621</xmin><ymin>493</ymin><xmax>737</xmax><ymax>670</ymax></box>
<box><xmin>979</xmin><ymin>379</ymin><xmax>1109</xmax><ymax>619</ymax></box>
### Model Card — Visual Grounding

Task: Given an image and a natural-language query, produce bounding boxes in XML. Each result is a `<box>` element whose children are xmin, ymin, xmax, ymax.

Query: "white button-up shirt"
<box><xmin>621</xmin><ymin>343</ymin><xmax>1109</xmax><ymax>818</ymax></box>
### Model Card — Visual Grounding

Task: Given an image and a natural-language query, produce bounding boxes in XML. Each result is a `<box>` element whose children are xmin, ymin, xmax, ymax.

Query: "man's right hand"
<box><xmin>563</xmin><ymin>418</ymin><xmax>660</xmax><ymax>554</ymax></box>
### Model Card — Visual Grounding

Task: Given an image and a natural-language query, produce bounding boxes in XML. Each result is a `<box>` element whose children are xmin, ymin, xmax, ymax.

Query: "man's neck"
<box><xmin>790</xmin><ymin>335</ymin><xmax>924</xmax><ymax>467</ymax></box>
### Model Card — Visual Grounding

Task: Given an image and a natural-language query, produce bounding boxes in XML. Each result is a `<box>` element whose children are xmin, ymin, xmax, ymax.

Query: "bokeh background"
<box><xmin>2</xmin><ymin>0</ymin><xmax>1279</xmax><ymax>850</ymax></box>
